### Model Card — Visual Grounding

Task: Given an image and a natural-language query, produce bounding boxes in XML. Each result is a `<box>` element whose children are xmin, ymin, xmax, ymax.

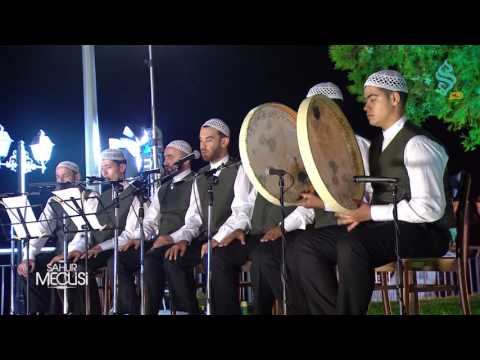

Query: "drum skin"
<box><xmin>297</xmin><ymin>94</ymin><xmax>365</xmax><ymax>212</ymax></box>
<box><xmin>239</xmin><ymin>103</ymin><xmax>313</xmax><ymax>206</ymax></box>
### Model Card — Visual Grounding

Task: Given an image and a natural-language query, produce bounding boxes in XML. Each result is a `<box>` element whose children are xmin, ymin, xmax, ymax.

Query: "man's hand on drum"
<box><xmin>299</xmin><ymin>192</ymin><xmax>324</xmax><ymax>209</ymax></box>
<box><xmin>261</xmin><ymin>226</ymin><xmax>282</xmax><ymax>242</ymax></box>
<box><xmin>335</xmin><ymin>202</ymin><xmax>371</xmax><ymax>232</ymax></box>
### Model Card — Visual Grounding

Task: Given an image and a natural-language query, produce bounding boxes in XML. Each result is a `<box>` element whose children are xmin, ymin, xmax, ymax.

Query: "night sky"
<box><xmin>1</xmin><ymin>45</ymin><xmax>479</xmax><ymax>248</ymax></box>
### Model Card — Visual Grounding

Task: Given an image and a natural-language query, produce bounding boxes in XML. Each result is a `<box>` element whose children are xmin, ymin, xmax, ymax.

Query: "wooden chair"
<box><xmin>375</xmin><ymin>171</ymin><xmax>472</xmax><ymax>315</ymax></box>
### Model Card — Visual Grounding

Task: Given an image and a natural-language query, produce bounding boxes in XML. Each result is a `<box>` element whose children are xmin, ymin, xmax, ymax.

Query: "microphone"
<box><xmin>174</xmin><ymin>150</ymin><xmax>200</xmax><ymax>166</ymax></box>
<box><xmin>141</xmin><ymin>168</ymin><xmax>163</xmax><ymax>176</ymax></box>
<box><xmin>86</xmin><ymin>176</ymin><xmax>105</xmax><ymax>182</ymax></box>
<box><xmin>353</xmin><ymin>176</ymin><xmax>399</xmax><ymax>184</ymax></box>
<box><xmin>265</xmin><ymin>167</ymin><xmax>288</xmax><ymax>177</ymax></box>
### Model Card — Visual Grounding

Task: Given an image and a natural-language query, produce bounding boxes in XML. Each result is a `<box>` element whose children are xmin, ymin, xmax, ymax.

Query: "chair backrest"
<box><xmin>455</xmin><ymin>171</ymin><xmax>472</xmax><ymax>260</ymax></box>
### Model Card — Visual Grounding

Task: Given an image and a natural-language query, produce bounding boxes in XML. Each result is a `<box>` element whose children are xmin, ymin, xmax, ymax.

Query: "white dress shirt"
<box><xmin>370</xmin><ymin>116</ymin><xmax>449</xmax><ymax>223</ymax></box>
<box><xmin>170</xmin><ymin>154</ymin><xmax>253</xmax><ymax>244</ymax></box>
<box><xmin>136</xmin><ymin>169</ymin><xmax>193</xmax><ymax>241</ymax></box>
<box><xmin>246</xmin><ymin>188</ymin><xmax>315</xmax><ymax>233</ymax></box>
<box><xmin>68</xmin><ymin>182</ymin><xmax>149</xmax><ymax>253</ymax></box>
<box><xmin>22</xmin><ymin>190</ymin><xmax>100</xmax><ymax>261</ymax></box>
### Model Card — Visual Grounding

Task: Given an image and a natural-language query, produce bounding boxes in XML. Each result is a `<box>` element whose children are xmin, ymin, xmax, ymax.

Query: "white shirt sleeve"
<box><xmin>284</xmin><ymin>206</ymin><xmax>315</xmax><ymax>232</ymax></box>
<box><xmin>98</xmin><ymin>195</ymin><xmax>148</xmax><ymax>251</ymax></box>
<box><xmin>170</xmin><ymin>180</ymin><xmax>204</xmax><ymax>244</ymax></box>
<box><xmin>370</xmin><ymin>135</ymin><xmax>448</xmax><ymax>223</ymax></box>
<box><xmin>213</xmin><ymin>165</ymin><xmax>253</xmax><ymax>243</ymax></box>
<box><xmin>134</xmin><ymin>189</ymin><xmax>160</xmax><ymax>241</ymax></box>
<box><xmin>355</xmin><ymin>135</ymin><xmax>373</xmax><ymax>204</ymax></box>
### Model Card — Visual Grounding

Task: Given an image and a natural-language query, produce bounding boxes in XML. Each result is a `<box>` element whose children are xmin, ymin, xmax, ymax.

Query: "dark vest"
<box><xmin>196</xmin><ymin>158</ymin><xmax>240</xmax><ymax>235</ymax></box>
<box><xmin>48</xmin><ymin>189</ymin><xmax>93</xmax><ymax>255</ymax></box>
<box><xmin>157</xmin><ymin>172</ymin><xmax>195</xmax><ymax>235</ymax></box>
<box><xmin>250</xmin><ymin>193</ymin><xmax>295</xmax><ymax>235</ymax></box>
<box><xmin>92</xmin><ymin>185</ymin><xmax>136</xmax><ymax>245</ymax></box>
<box><xmin>369</xmin><ymin>121</ymin><xmax>454</xmax><ymax>231</ymax></box>
<box><xmin>313</xmin><ymin>208</ymin><xmax>338</xmax><ymax>229</ymax></box>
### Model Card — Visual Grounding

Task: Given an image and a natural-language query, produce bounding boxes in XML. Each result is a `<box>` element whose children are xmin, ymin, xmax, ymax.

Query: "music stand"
<box><xmin>52</xmin><ymin>187</ymin><xmax>104</xmax><ymax>315</ymax></box>
<box><xmin>1</xmin><ymin>195</ymin><xmax>43</xmax><ymax>315</ymax></box>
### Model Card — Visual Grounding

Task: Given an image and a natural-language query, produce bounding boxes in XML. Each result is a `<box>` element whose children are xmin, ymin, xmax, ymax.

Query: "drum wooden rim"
<box><xmin>297</xmin><ymin>95</ymin><xmax>364</xmax><ymax>212</ymax></box>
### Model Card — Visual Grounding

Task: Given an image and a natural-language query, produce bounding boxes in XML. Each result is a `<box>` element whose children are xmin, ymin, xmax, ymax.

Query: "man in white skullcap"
<box><xmin>240</xmin><ymin>81</ymin><xmax>372</xmax><ymax>314</ymax></box>
<box><xmin>17</xmin><ymin>160</ymin><xmax>99</xmax><ymax>314</ymax></box>
<box><xmin>114</xmin><ymin>140</ymin><xmax>198</xmax><ymax>314</ymax></box>
<box><xmin>153</xmin><ymin>118</ymin><xmax>254</xmax><ymax>314</ymax></box>
<box><xmin>51</xmin><ymin>148</ymin><xmax>148</xmax><ymax>314</ymax></box>
<box><xmin>294</xmin><ymin>70</ymin><xmax>453</xmax><ymax>314</ymax></box>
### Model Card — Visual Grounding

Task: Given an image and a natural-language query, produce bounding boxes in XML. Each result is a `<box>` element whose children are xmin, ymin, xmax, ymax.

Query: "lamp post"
<box><xmin>0</xmin><ymin>124</ymin><xmax>54</xmax><ymax>314</ymax></box>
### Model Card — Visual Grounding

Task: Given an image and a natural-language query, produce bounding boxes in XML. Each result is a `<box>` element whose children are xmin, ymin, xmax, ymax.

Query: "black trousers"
<box><xmin>249</xmin><ymin>230</ymin><xmax>304</xmax><ymax>315</ymax></box>
<box><xmin>72</xmin><ymin>250</ymin><xmax>113</xmax><ymax>315</ymax></box>
<box><xmin>21</xmin><ymin>252</ymin><xmax>63</xmax><ymax>315</ymax></box>
<box><xmin>293</xmin><ymin>222</ymin><xmax>450</xmax><ymax>315</ymax></box>
<box><xmin>114</xmin><ymin>242</ymin><xmax>155</xmax><ymax>315</ymax></box>
<box><xmin>146</xmin><ymin>238</ymin><xmax>203</xmax><ymax>315</ymax></box>
<box><xmin>210</xmin><ymin>236</ymin><xmax>262</xmax><ymax>315</ymax></box>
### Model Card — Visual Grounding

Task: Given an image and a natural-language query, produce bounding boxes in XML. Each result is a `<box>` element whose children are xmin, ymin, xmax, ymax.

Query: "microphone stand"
<box><xmin>205</xmin><ymin>171</ymin><xmax>219</xmax><ymax>316</ymax></box>
<box><xmin>189</xmin><ymin>160</ymin><xmax>240</xmax><ymax>315</ymax></box>
<box><xmin>391</xmin><ymin>184</ymin><xmax>406</xmax><ymax>315</ymax></box>
<box><xmin>111</xmin><ymin>181</ymin><xmax>123</xmax><ymax>315</ymax></box>
<box><xmin>62</xmin><ymin>211</ymin><xmax>69</xmax><ymax>315</ymax></box>
<box><xmin>129</xmin><ymin>179</ymin><xmax>149</xmax><ymax>315</ymax></box>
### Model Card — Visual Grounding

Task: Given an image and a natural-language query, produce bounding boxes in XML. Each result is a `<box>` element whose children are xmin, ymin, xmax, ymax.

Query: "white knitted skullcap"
<box><xmin>166</xmin><ymin>140</ymin><xmax>192</xmax><ymax>155</ymax></box>
<box><xmin>56</xmin><ymin>161</ymin><xmax>80</xmax><ymax>174</ymax></box>
<box><xmin>364</xmin><ymin>70</ymin><xmax>408</xmax><ymax>93</ymax></box>
<box><xmin>101</xmin><ymin>148</ymin><xmax>126</xmax><ymax>162</ymax></box>
<box><xmin>202</xmin><ymin>118</ymin><xmax>230</xmax><ymax>137</ymax></box>
<box><xmin>306</xmin><ymin>82</ymin><xmax>344</xmax><ymax>100</ymax></box>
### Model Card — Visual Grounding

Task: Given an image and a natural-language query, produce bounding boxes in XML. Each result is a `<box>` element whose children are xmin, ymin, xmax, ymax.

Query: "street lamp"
<box><xmin>0</xmin><ymin>124</ymin><xmax>54</xmax><ymax>315</ymax></box>
<box><xmin>0</xmin><ymin>125</ymin><xmax>55</xmax><ymax>192</ymax></box>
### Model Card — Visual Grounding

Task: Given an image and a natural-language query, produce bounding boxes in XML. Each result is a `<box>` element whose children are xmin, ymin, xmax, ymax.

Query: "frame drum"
<box><xmin>297</xmin><ymin>95</ymin><xmax>365</xmax><ymax>212</ymax></box>
<box><xmin>239</xmin><ymin>103</ymin><xmax>313</xmax><ymax>206</ymax></box>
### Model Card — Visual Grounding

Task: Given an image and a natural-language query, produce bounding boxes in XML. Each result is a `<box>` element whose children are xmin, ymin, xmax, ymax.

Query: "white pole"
<box><xmin>82</xmin><ymin>45</ymin><xmax>101</xmax><ymax>189</ymax></box>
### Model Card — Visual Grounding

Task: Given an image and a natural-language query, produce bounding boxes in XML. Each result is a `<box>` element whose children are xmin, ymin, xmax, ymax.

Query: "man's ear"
<box><xmin>221</xmin><ymin>136</ymin><xmax>230</xmax><ymax>149</ymax></box>
<box><xmin>391</xmin><ymin>91</ymin><xmax>401</xmax><ymax>107</ymax></box>
<box><xmin>120</xmin><ymin>163</ymin><xmax>127</xmax><ymax>175</ymax></box>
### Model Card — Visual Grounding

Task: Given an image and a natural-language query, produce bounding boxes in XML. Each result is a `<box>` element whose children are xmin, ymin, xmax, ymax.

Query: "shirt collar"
<box><xmin>210</xmin><ymin>154</ymin><xmax>229</xmax><ymax>170</ymax></box>
<box><xmin>172</xmin><ymin>169</ymin><xmax>192</xmax><ymax>183</ymax></box>
<box><xmin>382</xmin><ymin>116</ymin><xmax>407</xmax><ymax>150</ymax></box>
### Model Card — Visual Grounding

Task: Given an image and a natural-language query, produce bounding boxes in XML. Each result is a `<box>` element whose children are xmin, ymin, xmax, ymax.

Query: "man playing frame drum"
<box><xmin>293</xmin><ymin>70</ymin><xmax>453</xmax><ymax>314</ymax></box>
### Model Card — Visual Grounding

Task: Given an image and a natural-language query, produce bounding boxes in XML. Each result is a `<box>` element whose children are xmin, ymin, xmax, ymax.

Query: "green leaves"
<box><xmin>329</xmin><ymin>45</ymin><xmax>480</xmax><ymax>151</ymax></box>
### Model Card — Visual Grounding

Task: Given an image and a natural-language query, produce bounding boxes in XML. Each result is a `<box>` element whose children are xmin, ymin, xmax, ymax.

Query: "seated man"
<box><xmin>116</xmin><ymin>140</ymin><xmax>196</xmax><ymax>315</ymax></box>
<box><xmin>294</xmin><ymin>70</ymin><xmax>453</xmax><ymax>314</ymax></box>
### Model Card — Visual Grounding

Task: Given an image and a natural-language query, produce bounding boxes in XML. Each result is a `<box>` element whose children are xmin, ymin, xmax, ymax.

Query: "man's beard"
<box><xmin>55</xmin><ymin>181</ymin><xmax>78</xmax><ymax>190</ymax></box>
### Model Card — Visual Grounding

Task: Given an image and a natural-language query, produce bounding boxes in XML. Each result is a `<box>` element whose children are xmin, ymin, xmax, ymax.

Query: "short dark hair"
<box><xmin>112</xmin><ymin>159</ymin><xmax>127</xmax><ymax>166</ymax></box>
<box><xmin>378</xmin><ymin>88</ymin><xmax>408</xmax><ymax>108</ymax></box>
<box><xmin>203</xmin><ymin>126</ymin><xmax>228</xmax><ymax>139</ymax></box>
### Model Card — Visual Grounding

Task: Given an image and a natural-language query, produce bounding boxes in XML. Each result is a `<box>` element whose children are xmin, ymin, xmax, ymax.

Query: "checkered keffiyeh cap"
<box><xmin>166</xmin><ymin>140</ymin><xmax>192</xmax><ymax>155</ymax></box>
<box><xmin>364</xmin><ymin>70</ymin><xmax>408</xmax><ymax>93</ymax></box>
<box><xmin>306</xmin><ymin>82</ymin><xmax>344</xmax><ymax>100</ymax></box>
<box><xmin>201</xmin><ymin>118</ymin><xmax>230</xmax><ymax>137</ymax></box>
